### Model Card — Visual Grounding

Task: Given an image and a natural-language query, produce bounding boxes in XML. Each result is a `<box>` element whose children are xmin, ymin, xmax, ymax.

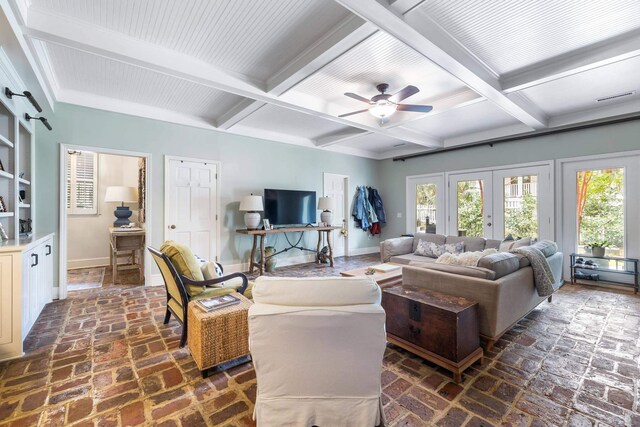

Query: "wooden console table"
<box><xmin>237</xmin><ymin>226</ymin><xmax>341</xmax><ymax>275</ymax></box>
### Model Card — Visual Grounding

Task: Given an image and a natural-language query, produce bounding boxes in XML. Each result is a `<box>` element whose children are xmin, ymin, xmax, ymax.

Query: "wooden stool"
<box><xmin>109</xmin><ymin>228</ymin><xmax>145</xmax><ymax>283</ymax></box>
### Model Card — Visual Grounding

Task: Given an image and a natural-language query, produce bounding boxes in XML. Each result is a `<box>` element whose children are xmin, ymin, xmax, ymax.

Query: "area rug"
<box><xmin>67</xmin><ymin>267</ymin><xmax>106</xmax><ymax>291</ymax></box>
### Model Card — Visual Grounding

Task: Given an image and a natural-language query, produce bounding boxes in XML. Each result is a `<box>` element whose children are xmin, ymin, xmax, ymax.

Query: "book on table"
<box><xmin>372</xmin><ymin>263</ymin><xmax>401</xmax><ymax>273</ymax></box>
<box><xmin>196</xmin><ymin>294</ymin><xmax>241</xmax><ymax>312</ymax></box>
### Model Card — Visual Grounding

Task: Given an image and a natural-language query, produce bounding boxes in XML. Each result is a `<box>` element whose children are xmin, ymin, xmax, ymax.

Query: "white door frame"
<box><xmin>323</xmin><ymin>172</ymin><xmax>350</xmax><ymax>257</ymax></box>
<box><xmin>58</xmin><ymin>144</ymin><xmax>152</xmax><ymax>300</ymax></box>
<box><xmin>164</xmin><ymin>156</ymin><xmax>221</xmax><ymax>262</ymax></box>
<box><xmin>405</xmin><ymin>173</ymin><xmax>445</xmax><ymax>234</ymax></box>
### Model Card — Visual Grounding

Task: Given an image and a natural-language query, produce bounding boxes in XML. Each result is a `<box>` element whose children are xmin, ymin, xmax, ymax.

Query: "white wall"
<box><xmin>67</xmin><ymin>153</ymin><xmax>140</xmax><ymax>269</ymax></box>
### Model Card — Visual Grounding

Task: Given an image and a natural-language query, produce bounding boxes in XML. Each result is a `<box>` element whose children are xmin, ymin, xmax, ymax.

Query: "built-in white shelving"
<box><xmin>0</xmin><ymin>212</ymin><xmax>14</xmax><ymax>217</ymax></box>
<box><xmin>18</xmin><ymin>178</ymin><xmax>30</xmax><ymax>185</ymax></box>
<box><xmin>0</xmin><ymin>134</ymin><xmax>13</xmax><ymax>148</ymax></box>
<box><xmin>0</xmin><ymin>170</ymin><xmax>13</xmax><ymax>179</ymax></box>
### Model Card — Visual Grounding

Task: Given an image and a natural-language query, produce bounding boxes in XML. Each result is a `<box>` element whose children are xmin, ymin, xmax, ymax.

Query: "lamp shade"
<box><xmin>105</xmin><ymin>186</ymin><xmax>138</xmax><ymax>203</ymax></box>
<box><xmin>239</xmin><ymin>195</ymin><xmax>263</xmax><ymax>212</ymax></box>
<box><xmin>317</xmin><ymin>196</ymin><xmax>334</xmax><ymax>211</ymax></box>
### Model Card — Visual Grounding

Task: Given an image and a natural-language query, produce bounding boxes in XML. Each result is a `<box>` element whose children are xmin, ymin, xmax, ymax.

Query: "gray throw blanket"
<box><xmin>511</xmin><ymin>246</ymin><xmax>557</xmax><ymax>297</ymax></box>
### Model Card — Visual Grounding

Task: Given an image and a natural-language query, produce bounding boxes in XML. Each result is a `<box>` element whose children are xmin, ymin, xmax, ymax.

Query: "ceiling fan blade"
<box><xmin>344</xmin><ymin>92</ymin><xmax>372</xmax><ymax>104</ymax></box>
<box><xmin>338</xmin><ymin>109</ymin><xmax>369</xmax><ymax>118</ymax></box>
<box><xmin>389</xmin><ymin>85</ymin><xmax>419</xmax><ymax>103</ymax></box>
<box><xmin>396</xmin><ymin>104</ymin><xmax>433</xmax><ymax>113</ymax></box>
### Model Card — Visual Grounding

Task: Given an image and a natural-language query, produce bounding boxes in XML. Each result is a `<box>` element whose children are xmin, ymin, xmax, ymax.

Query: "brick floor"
<box><xmin>1</xmin><ymin>257</ymin><xmax>639</xmax><ymax>426</ymax></box>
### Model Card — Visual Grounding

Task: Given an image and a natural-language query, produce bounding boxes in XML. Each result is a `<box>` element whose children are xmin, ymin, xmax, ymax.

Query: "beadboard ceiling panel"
<box><xmin>419</xmin><ymin>0</ymin><xmax>640</xmax><ymax>74</ymax></box>
<box><xmin>30</xmin><ymin>0</ymin><xmax>354</xmax><ymax>81</ymax></box>
<box><xmin>290</xmin><ymin>31</ymin><xmax>468</xmax><ymax>117</ymax></box>
<box><xmin>519</xmin><ymin>56</ymin><xmax>640</xmax><ymax>116</ymax></box>
<box><xmin>233</xmin><ymin>104</ymin><xmax>350</xmax><ymax>140</ymax></box>
<box><xmin>338</xmin><ymin>132</ymin><xmax>416</xmax><ymax>153</ymax></box>
<box><xmin>44</xmin><ymin>42</ymin><xmax>244</xmax><ymax>120</ymax></box>
<box><xmin>404</xmin><ymin>100</ymin><xmax>522</xmax><ymax>139</ymax></box>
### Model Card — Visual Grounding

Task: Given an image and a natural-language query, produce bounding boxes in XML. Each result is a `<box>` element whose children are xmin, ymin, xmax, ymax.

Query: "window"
<box><xmin>456</xmin><ymin>180</ymin><xmax>485</xmax><ymax>237</ymax></box>
<box><xmin>576</xmin><ymin>168</ymin><xmax>624</xmax><ymax>257</ymax></box>
<box><xmin>415</xmin><ymin>183</ymin><xmax>437</xmax><ymax>233</ymax></box>
<box><xmin>66</xmin><ymin>150</ymin><xmax>98</xmax><ymax>215</ymax></box>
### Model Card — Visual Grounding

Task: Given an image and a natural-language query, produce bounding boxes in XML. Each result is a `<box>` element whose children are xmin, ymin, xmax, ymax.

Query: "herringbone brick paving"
<box><xmin>0</xmin><ymin>256</ymin><xmax>639</xmax><ymax>426</ymax></box>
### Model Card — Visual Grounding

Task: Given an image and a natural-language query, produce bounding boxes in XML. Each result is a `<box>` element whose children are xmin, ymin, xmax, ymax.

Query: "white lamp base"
<box><xmin>244</xmin><ymin>212</ymin><xmax>261</xmax><ymax>230</ymax></box>
<box><xmin>320</xmin><ymin>211</ymin><xmax>333</xmax><ymax>225</ymax></box>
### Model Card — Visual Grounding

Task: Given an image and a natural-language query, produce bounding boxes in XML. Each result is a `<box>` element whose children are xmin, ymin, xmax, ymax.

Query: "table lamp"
<box><xmin>240</xmin><ymin>194</ymin><xmax>263</xmax><ymax>230</ymax></box>
<box><xmin>105</xmin><ymin>186</ymin><xmax>138</xmax><ymax>226</ymax></box>
<box><xmin>317</xmin><ymin>196</ymin><xmax>334</xmax><ymax>225</ymax></box>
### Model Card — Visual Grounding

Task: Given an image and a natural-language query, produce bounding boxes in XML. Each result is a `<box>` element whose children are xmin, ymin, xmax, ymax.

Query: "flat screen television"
<box><xmin>264</xmin><ymin>189</ymin><xmax>316</xmax><ymax>226</ymax></box>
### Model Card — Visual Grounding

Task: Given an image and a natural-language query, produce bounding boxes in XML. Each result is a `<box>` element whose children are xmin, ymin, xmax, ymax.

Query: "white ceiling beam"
<box><xmin>335</xmin><ymin>0</ymin><xmax>549</xmax><ymax>130</ymax></box>
<box><xmin>216</xmin><ymin>99</ymin><xmax>266</xmax><ymax>130</ymax></box>
<box><xmin>315</xmin><ymin>128</ymin><xmax>369</xmax><ymax>147</ymax></box>
<box><xmin>24</xmin><ymin>8</ymin><xmax>441</xmax><ymax>148</ymax></box>
<box><xmin>502</xmin><ymin>30</ymin><xmax>640</xmax><ymax>93</ymax></box>
<box><xmin>267</xmin><ymin>16</ymin><xmax>377</xmax><ymax>96</ymax></box>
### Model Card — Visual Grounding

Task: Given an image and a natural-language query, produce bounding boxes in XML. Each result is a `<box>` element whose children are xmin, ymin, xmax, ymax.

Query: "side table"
<box><xmin>187</xmin><ymin>293</ymin><xmax>252</xmax><ymax>378</ymax></box>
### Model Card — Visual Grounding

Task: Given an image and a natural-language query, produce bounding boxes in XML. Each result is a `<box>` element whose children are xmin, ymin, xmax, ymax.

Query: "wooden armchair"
<box><xmin>148</xmin><ymin>246</ymin><xmax>248</xmax><ymax>347</ymax></box>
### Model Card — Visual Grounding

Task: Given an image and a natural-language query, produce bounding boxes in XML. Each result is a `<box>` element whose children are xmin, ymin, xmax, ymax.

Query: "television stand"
<box><xmin>236</xmin><ymin>226</ymin><xmax>341</xmax><ymax>275</ymax></box>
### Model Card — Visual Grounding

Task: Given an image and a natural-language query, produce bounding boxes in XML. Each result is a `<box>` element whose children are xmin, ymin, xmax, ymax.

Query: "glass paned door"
<box><xmin>406</xmin><ymin>174</ymin><xmax>444</xmax><ymax>234</ymax></box>
<box><xmin>492</xmin><ymin>165</ymin><xmax>552</xmax><ymax>241</ymax></box>
<box><xmin>576</xmin><ymin>168</ymin><xmax>625</xmax><ymax>258</ymax></box>
<box><xmin>448</xmin><ymin>172</ymin><xmax>493</xmax><ymax>238</ymax></box>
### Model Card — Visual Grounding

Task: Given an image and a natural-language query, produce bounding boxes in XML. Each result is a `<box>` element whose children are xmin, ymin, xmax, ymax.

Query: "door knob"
<box><xmin>168</xmin><ymin>224</ymin><xmax>176</xmax><ymax>229</ymax></box>
<box><xmin>487</xmin><ymin>222</ymin><xmax>492</xmax><ymax>226</ymax></box>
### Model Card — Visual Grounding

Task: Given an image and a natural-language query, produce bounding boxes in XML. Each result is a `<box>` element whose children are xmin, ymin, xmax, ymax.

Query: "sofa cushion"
<box><xmin>445</xmin><ymin>236</ymin><xmax>486</xmax><ymax>253</ymax></box>
<box><xmin>390</xmin><ymin>254</ymin><xmax>437</xmax><ymax>265</ymax></box>
<box><xmin>532</xmin><ymin>240</ymin><xmax>558</xmax><ymax>257</ymax></box>
<box><xmin>408</xmin><ymin>261</ymin><xmax>496</xmax><ymax>280</ymax></box>
<box><xmin>382</xmin><ymin>237</ymin><xmax>413</xmax><ymax>260</ymax></box>
<box><xmin>414</xmin><ymin>241</ymin><xmax>464</xmax><ymax>258</ymax></box>
<box><xmin>513</xmin><ymin>253</ymin><xmax>531</xmax><ymax>268</ymax></box>
<box><xmin>511</xmin><ymin>237</ymin><xmax>532</xmax><ymax>249</ymax></box>
<box><xmin>412</xmin><ymin>233</ymin><xmax>446</xmax><ymax>252</ymax></box>
<box><xmin>252</xmin><ymin>276</ymin><xmax>380</xmax><ymax>306</ymax></box>
<box><xmin>485</xmin><ymin>239</ymin><xmax>501</xmax><ymax>250</ymax></box>
<box><xmin>477</xmin><ymin>252</ymin><xmax>520</xmax><ymax>279</ymax></box>
<box><xmin>160</xmin><ymin>240</ymin><xmax>205</xmax><ymax>282</ymax></box>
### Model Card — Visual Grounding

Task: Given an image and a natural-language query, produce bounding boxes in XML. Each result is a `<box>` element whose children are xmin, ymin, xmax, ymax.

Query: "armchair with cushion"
<box><xmin>248</xmin><ymin>276</ymin><xmax>387</xmax><ymax>427</ymax></box>
<box><xmin>148</xmin><ymin>241</ymin><xmax>249</xmax><ymax>347</ymax></box>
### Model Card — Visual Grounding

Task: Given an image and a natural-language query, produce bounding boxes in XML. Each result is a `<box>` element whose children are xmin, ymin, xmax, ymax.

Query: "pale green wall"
<box><xmin>379</xmin><ymin>120</ymin><xmax>640</xmax><ymax>239</ymax></box>
<box><xmin>37</xmin><ymin>103</ymin><xmax>383</xmax><ymax>282</ymax></box>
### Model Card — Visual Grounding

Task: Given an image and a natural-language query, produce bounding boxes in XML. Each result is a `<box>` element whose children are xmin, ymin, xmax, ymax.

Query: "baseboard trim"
<box><xmin>149</xmin><ymin>274</ymin><xmax>165</xmax><ymax>287</ymax></box>
<box><xmin>67</xmin><ymin>257</ymin><xmax>110</xmax><ymax>270</ymax></box>
<box><xmin>349</xmin><ymin>246</ymin><xmax>380</xmax><ymax>256</ymax></box>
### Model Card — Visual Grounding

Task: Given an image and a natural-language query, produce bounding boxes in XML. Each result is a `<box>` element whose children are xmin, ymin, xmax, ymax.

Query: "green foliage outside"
<box><xmin>416</xmin><ymin>183</ymin><xmax>437</xmax><ymax>231</ymax></box>
<box><xmin>578</xmin><ymin>169</ymin><xmax>624</xmax><ymax>251</ymax></box>
<box><xmin>504</xmin><ymin>191</ymin><xmax>538</xmax><ymax>239</ymax></box>
<box><xmin>457</xmin><ymin>181</ymin><xmax>484</xmax><ymax>237</ymax></box>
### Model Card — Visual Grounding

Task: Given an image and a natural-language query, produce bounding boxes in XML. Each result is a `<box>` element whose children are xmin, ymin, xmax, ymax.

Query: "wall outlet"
<box><xmin>397</xmin><ymin>212</ymin><xmax>402</xmax><ymax>218</ymax></box>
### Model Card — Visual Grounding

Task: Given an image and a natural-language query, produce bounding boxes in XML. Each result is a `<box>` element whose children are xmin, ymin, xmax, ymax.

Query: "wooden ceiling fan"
<box><xmin>339</xmin><ymin>83</ymin><xmax>433</xmax><ymax>124</ymax></box>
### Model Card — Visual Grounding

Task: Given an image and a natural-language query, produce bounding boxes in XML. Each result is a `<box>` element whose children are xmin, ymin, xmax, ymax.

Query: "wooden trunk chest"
<box><xmin>382</xmin><ymin>285</ymin><xmax>483</xmax><ymax>382</ymax></box>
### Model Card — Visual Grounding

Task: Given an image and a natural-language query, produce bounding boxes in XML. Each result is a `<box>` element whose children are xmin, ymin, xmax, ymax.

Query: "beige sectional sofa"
<box><xmin>380</xmin><ymin>233</ymin><xmax>563</xmax><ymax>349</ymax></box>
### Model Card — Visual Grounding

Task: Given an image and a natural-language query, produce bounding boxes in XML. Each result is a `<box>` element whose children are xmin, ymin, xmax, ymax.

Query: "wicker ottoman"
<box><xmin>187</xmin><ymin>293</ymin><xmax>252</xmax><ymax>377</ymax></box>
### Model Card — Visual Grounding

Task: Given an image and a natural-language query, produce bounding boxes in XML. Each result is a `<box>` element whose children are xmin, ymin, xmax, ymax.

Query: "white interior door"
<box><xmin>166</xmin><ymin>158</ymin><xmax>218</xmax><ymax>261</ymax></box>
<box><xmin>406</xmin><ymin>174</ymin><xmax>445</xmax><ymax>234</ymax></box>
<box><xmin>448</xmin><ymin>172</ymin><xmax>493</xmax><ymax>238</ymax></box>
<box><xmin>323</xmin><ymin>173</ymin><xmax>349</xmax><ymax>257</ymax></box>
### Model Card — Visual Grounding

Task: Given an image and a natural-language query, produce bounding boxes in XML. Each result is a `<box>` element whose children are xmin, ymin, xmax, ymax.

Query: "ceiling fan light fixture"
<box><xmin>369</xmin><ymin>100</ymin><xmax>397</xmax><ymax>119</ymax></box>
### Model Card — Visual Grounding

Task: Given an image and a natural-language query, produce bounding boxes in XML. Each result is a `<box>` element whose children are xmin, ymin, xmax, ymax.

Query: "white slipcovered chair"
<box><xmin>248</xmin><ymin>276</ymin><xmax>387</xmax><ymax>427</ymax></box>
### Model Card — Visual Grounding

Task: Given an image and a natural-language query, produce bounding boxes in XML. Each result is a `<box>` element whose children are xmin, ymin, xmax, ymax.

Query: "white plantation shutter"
<box><xmin>66</xmin><ymin>151</ymin><xmax>98</xmax><ymax>214</ymax></box>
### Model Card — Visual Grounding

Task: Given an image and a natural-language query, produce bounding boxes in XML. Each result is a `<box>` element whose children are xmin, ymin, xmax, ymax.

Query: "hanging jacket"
<box><xmin>368</xmin><ymin>188</ymin><xmax>386</xmax><ymax>224</ymax></box>
<box><xmin>352</xmin><ymin>186</ymin><xmax>370</xmax><ymax>230</ymax></box>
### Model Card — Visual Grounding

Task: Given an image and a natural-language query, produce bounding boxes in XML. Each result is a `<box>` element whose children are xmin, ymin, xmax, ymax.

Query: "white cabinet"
<box><xmin>0</xmin><ymin>234</ymin><xmax>54</xmax><ymax>361</ymax></box>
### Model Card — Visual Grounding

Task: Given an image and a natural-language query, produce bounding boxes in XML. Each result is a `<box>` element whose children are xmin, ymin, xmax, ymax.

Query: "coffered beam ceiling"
<box><xmin>336</xmin><ymin>0</ymin><xmax>549</xmax><ymax>130</ymax></box>
<box><xmin>23</xmin><ymin>7</ymin><xmax>444</xmax><ymax>149</ymax></box>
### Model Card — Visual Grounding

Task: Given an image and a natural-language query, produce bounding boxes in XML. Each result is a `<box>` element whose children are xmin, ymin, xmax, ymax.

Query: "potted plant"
<box><xmin>586</xmin><ymin>240</ymin><xmax>609</xmax><ymax>257</ymax></box>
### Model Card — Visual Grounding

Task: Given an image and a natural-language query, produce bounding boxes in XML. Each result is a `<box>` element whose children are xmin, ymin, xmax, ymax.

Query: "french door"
<box><xmin>448</xmin><ymin>165</ymin><xmax>552</xmax><ymax>240</ymax></box>
<box><xmin>406</xmin><ymin>174</ymin><xmax>445</xmax><ymax>234</ymax></box>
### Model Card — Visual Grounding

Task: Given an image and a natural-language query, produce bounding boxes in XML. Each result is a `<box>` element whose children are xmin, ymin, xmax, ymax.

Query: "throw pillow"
<box><xmin>414</xmin><ymin>240</ymin><xmax>464</xmax><ymax>258</ymax></box>
<box><xmin>436</xmin><ymin>248</ymin><xmax>497</xmax><ymax>266</ymax></box>
<box><xmin>201</xmin><ymin>262</ymin><xmax>225</xmax><ymax>287</ymax></box>
<box><xmin>499</xmin><ymin>234</ymin><xmax>515</xmax><ymax>252</ymax></box>
<box><xmin>160</xmin><ymin>240</ymin><xmax>205</xmax><ymax>281</ymax></box>
<box><xmin>511</xmin><ymin>237</ymin><xmax>532</xmax><ymax>249</ymax></box>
